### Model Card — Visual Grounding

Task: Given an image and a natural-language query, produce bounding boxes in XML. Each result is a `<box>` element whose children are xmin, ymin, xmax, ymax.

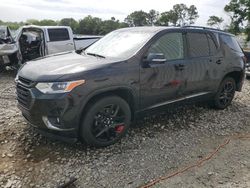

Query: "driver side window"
<box><xmin>148</xmin><ymin>32</ymin><xmax>184</xmax><ymax>61</ymax></box>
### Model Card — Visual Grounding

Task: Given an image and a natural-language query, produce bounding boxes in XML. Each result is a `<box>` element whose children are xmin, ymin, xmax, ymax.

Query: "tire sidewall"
<box><xmin>214</xmin><ymin>77</ymin><xmax>236</xmax><ymax>109</ymax></box>
<box><xmin>81</xmin><ymin>96</ymin><xmax>131</xmax><ymax>147</ymax></box>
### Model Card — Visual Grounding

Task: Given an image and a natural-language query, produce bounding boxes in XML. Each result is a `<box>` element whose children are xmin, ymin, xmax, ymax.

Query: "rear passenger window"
<box><xmin>220</xmin><ymin>34</ymin><xmax>242</xmax><ymax>53</ymax></box>
<box><xmin>187</xmin><ymin>33</ymin><xmax>210</xmax><ymax>58</ymax></box>
<box><xmin>148</xmin><ymin>32</ymin><xmax>184</xmax><ymax>61</ymax></box>
<box><xmin>207</xmin><ymin>34</ymin><xmax>218</xmax><ymax>55</ymax></box>
<box><xmin>48</xmin><ymin>28</ymin><xmax>70</xmax><ymax>42</ymax></box>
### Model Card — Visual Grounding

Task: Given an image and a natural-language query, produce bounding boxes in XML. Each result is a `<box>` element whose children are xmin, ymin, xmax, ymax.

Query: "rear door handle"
<box><xmin>175</xmin><ymin>64</ymin><xmax>185</xmax><ymax>71</ymax></box>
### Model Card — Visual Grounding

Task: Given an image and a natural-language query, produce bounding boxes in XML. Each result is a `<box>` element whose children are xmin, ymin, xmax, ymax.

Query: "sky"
<box><xmin>0</xmin><ymin>0</ymin><xmax>231</xmax><ymax>26</ymax></box>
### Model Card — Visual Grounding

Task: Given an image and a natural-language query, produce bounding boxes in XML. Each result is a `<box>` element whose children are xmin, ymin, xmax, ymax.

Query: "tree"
<box><xmin>171</xmin><ymin>4</ymin><xmax>199</xmax><ymax>26</ymax></box>
<box><xmin>147</xmin><ymin>9</ymin><xmax>159</xmax><ymax>26</ymax></box>
<box><xmin>99</xmin><ymin>17</ymin><xmax>121</xmax><ymax>35</ymax></box>
<box><xmin>224</xmin><ymin>0</ymin><xmax>250</xmax><ymax>39</ymax></box>
<box><xmin>78</xmin><ymin>15</ymin><xmax>102</xmax><ymax>35</ymax></box>
<box><xmin>125</xmin><ymin>10</ymin><xmax>149</xmax><ymax>26</ymax></box>
<box><xmin>158</xmin><ymin>10</ymin><xmax>178</xmax><ymax>26</ymax></box>
<box><xmin>26</xmin><ymin>19</ymin><xmax>58</xmax><ymax>26</ymax></box>
<box><xmin>26</xmin><ymin>19</ymin><xmax>40</xmax><ymax>25</ymax></box>
<box><xmin>38</xmin><ymin>19</ymin><xmax>58</xmax><ymax>26</ymax></box>
<box><xmin>158</xmin><ymin>4</ymin><xmax>199</xmax><ymax>26</ymax></box>
<box><xmin>207</xmin><ymin>16</ymin><xmax>224</xmax><ymax>28</ymax></box>
<box><xmin>187</xmin><ymin>5</ymin><xmax>199</xmax><ymax>25</ymax></box>
<box><xmin>59</xmin><ymin>18</ymin><xmax>78</xmax><ymax>33</ymax></box>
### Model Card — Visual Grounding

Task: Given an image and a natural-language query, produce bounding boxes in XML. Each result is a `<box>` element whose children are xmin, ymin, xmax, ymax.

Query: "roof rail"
<box><xmin>182</xmin><ymin>25</ymin><xmax>226</xmax><ymax>33</ymax></box>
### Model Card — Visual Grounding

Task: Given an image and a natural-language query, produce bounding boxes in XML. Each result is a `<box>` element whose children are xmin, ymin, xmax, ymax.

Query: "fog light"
<box><xmin>42</xmin><ymin>116</ymin><xmax>75</xmax><ymax>131</ymax></box>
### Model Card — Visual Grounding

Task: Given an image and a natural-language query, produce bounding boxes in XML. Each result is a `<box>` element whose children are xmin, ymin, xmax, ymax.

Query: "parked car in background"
<box><xmin>0</xmin><ymin>25</ymin><xmax>101</xmax><ymax>71</ymax></box>
<box><xmin>244</xmin><ymin>50</ymin><xmax>250</xmax><ymax>79</ymax></box>
<box><xmin>16</xmin><ymin>26</ymin><xmax>245</xmax><ymax>147</ymax></box>
<box><xmin>0</xmin><ymin>26</ymin><xmax>19</xmax><ymax>71</ymax></box>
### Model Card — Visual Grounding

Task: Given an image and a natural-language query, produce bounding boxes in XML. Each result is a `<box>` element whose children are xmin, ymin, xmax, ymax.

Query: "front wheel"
<box><xmin>212</xmin><ymin>77</ymin><xmax>236</xmax><ymax>109</ymax></box>
<box><xmin>80</xmin><ymin>95</ymin><xmax>131</xmax><ymax>147</ymax></box>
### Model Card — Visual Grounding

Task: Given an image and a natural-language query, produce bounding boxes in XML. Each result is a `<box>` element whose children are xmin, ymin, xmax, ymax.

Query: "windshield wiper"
<box><xmin>86</xmin><ymin>52</ymin><xmax>105</xmax><ymax>58</ymax></box>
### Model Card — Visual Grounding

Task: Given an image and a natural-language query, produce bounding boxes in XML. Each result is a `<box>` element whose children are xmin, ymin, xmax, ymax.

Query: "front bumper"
<box><xmin>17</xmin><ymin>81</ymin><xmax>82</xmax><ymax>142</ymax></box>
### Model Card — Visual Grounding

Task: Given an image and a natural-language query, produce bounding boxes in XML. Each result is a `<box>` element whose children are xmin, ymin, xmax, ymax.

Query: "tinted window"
<box><xmin>187</xmin><ymin>33</ymin><xmax>210</xmax><ymax>57</ymax></box>
<box><xmin>48</xmin><ymin>28</ymin><xmax>70</xmax><ymax>41</ymax></box>
<box><xmin>220</xmin><ymin>34</ymin><xmax>242</xmax><ymax>53</ymax></box>
<box><xmin>207</xmin><ymin>34</ymin><xmax>217</xmax><ymax>55</ymax></box>
<box><xmin>148</xmin><ymin>33</ymin><xmax>184</xmax><ymax>61</ymax></box>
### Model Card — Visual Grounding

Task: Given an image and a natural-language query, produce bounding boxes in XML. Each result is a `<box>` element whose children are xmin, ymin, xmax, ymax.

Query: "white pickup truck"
<box><xmin>0</xmin><ymin>25</ymin><xmax>101</xmax><ymax>71</ymax></box>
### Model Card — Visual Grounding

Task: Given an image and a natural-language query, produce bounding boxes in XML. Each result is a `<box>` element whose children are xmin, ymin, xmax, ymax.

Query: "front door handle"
<box><xmin>216</xmin><ymin>59</ymin><xmax>222</xmax><ymax>64</ymax></box>
<box><xmin>175</xmin><ymin>64</ymin><xmax>185</xmax><ymax>71</ymax></box>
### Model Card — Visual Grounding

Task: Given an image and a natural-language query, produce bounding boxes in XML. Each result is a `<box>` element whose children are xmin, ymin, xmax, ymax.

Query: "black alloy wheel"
<box><xmin>81</xmin><ymin>95</ymin><xmax>131</xmax><ymax>147</ymax></box>
<box><xmin>213</xmin><ymin>77</ymin><xmax>236</xmax><ymax>109</ymax></box>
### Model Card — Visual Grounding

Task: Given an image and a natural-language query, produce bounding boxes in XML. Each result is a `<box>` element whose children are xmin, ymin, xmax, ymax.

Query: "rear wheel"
<box><xmin>213</xmin><ymin>77</ymin><xmax>236</xmax><ymax>109</ymax></box>
<box><xmin>80</xmin><ymin>95</ymin><xmax>131</xmax><ymax>147</ymax></box>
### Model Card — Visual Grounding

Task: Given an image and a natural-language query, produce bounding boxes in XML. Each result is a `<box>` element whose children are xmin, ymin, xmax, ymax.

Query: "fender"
<box><xmin>75</xmin><ymin>85</ymin><xmax>139</xmax><ymax>128</ymax></box>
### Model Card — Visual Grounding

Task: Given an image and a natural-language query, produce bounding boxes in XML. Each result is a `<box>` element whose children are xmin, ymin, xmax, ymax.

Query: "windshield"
<box><xmin>85</xmin><ymin>30</ymin><xmax>153</xmax><ymax>59</ymax></box>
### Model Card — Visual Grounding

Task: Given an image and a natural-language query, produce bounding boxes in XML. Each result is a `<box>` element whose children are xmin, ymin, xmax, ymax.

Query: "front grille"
<box><xmin>18</xmin><ymin>76</ymin><xmax>34</xmax><ymax>87</ymax></box>
<box><xmin>16</xmin><ymin>84</ymin><xmax>32</xmax><ymax>109</ymax></box>
<box><xmin>16</xmin><ymin>76</ymin><xmax>33</xmax><ymax>109</ymax></box>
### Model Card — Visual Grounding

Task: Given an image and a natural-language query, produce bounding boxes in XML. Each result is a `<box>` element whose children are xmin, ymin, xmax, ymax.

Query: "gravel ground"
<box><xmin>0</xmin><ymin>71</ymin><xmax>250</xmax><ymax>188</ymax></box>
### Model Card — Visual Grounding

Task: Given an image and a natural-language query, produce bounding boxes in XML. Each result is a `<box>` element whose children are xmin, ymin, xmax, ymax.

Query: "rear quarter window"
<box><xmin>220</xmin><ymin>34</ymin><xmax>242</xmax><ymax>53</ymax></box>
<box><xmin>48</xmin><ymin>28</ymin><xmax>70</xmax><ymax>42</ymax></box>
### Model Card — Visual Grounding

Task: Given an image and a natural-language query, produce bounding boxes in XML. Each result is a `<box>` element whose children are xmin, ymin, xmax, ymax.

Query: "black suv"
<box><xmin>16</xmin><ymin>26</ymin><xmax>246</xmax><ymax>147</ymax></box>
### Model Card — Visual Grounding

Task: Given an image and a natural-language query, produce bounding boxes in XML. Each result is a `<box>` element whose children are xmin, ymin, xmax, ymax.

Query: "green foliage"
<box><xmin>147</xmin><ymin>9</ymin><xmax>160</xmax><ymax>26</ymax></box>
<box><xmin>27</xmin><ymin>19</ymin><xmax>58</xmax><ymax>26</ymax></box>
<box><xmin>125</xmin><ymin>10</ymin><xmax>149</xmax><ymax>26</ymax></box>
<box><xmin>207</xmin><ymin>16</ymin><xmax>224</xmax><ymax>28</ymax></box>
<box><xmin>99</xmin><ymin>17</ymin><xmax>128</xmax><ymax>35</ymax></box>
<box><xmin>224</xmin><ymin>0</ymin><xmax>250</xmax><ymax>38</ymax></box>
<box><xmin>59</xmin><ymin>18</ymin><xmax>78</xmax><ymax>33</ymax></box>
<box><xmin>1</xmin><ymin>3</ymin><xmax>199</xmax><ymax>35</ymax></box>
<box><xmin>170</xmin><ymin>4</ymin><xmax>199</xmax><ymax>26</ymax></box>
<box><xmin>157</xmin><ymin>4</ymin><xmax>199</xmax><ymax>26</ymax></box>
<box><xmin>78</xmin><ymin>15</ymin><xmax>102</xmax><ymax>35</ymax></box>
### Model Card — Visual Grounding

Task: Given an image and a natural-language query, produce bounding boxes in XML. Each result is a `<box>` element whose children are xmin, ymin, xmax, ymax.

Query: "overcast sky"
<box><xmin>0</xmin><ymin>0</ymin><xmax>231</xmax><ymax>26</ymax></box>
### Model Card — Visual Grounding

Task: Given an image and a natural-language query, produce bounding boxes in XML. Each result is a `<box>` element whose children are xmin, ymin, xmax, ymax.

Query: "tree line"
<box><xmin>0</xmin><ymin>1</ymin><xmax>249</xmax><ymax>40</ymax></box>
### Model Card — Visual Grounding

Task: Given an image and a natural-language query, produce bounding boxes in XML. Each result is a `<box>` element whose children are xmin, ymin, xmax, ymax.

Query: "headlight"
<box><xmin>36</xmin><ymin>80</ymin><xmax>85</xmax><ymax>94</ymax></box>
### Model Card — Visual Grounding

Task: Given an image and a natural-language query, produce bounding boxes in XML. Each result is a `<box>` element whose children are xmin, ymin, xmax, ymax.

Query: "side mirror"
<box><xmin>145</xmin><ymin>53</ymin><xmax>166</xmax><ymax>66</ymax></box>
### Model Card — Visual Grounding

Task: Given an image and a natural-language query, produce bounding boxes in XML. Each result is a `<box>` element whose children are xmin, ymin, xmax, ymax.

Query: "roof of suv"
<box><xmin>117</xmin><ymin>26</ymin><xmax>233</xmax><ymax>36</ymax></box>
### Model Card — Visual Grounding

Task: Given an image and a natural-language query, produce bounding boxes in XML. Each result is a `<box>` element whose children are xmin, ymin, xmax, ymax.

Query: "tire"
<box><xmin>212</xmin><ymin>77</ymin><xmax>236</xmax><ymax>109</ymax></box>
<box><xmin>80</xmin><ymin>95</ymin><xmax>131</xmax><ymax>147</ymax></box>
<box><xmin>246</xmin><ymin>75</ymin><xmax>250</xmax><ymax>80</ymax></box>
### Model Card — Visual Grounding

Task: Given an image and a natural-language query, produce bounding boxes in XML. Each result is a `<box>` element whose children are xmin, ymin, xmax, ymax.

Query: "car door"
<box><xmin>139</xmin><ymin>31</ymin><xmax>187</xmax><ymax>110</ymax></box>
<box><xmin>183</xmin><ymin>31</ymin><xmax>214</xmax><ymax>96</ymax></box>
<box><xmin>46</xmin><ymin>28</ymin><xmax>75</xmax><ymax>55</ymax></box>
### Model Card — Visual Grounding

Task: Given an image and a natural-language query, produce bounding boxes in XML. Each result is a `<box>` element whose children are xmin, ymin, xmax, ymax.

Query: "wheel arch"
<box><xmin>78</xmin><ymin>86</ymin><xmax>138</xmax><ymax>130</ymax></box>
<box><xmin>222</xmin><ymin>69</ymin><xmax>245</xmax><ymax>91</ymax></box>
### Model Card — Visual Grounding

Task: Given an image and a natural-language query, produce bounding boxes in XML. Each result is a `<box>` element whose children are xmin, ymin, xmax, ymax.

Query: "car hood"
<box><xmin>18</xmin><ymin>51</ymin><xmax>118</xmax><ymax>81</ymax></box>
